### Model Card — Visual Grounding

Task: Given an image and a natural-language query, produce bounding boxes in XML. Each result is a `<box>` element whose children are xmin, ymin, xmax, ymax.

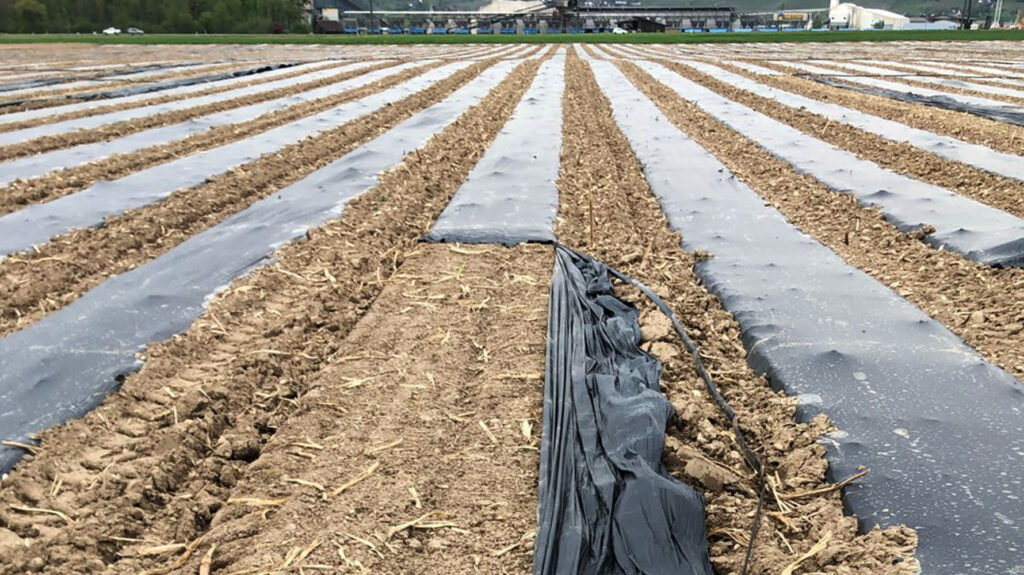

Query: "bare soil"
<box><xmin>141</xmin><ymin>243</ymin><xmax>550</xmax><ymax>575</ymax></box>
<box><xmin>0</xmin><ymin>60</ymin><xmax>420</xmax><ymax>160</ymax></box>
<box><xmin>0</xmin><ymin>61</ymin><xmax>257</xmax><ymax>114</ymax></box>
<box><xmin>796</xmin><ymin>59</ymin><xmax>1024</xmax><ymax>107</ymax></box>
<box><xmin>0</xmin><ymin>60</ymin><xmax>416</xmax><ymax>214</ymax></box>
<box><xmin>3</xmin><ymin>42</ymin><xmax>1022</xmax><ymax>575</ymax></box>
<box><xmin>0</xmin><ymin>55</ymin><xmax>542</xmax><ymax>574</ymax></box>
<box><xmin>561</xmin><ymin>48</ymin><xmax>918</xmax><ymax>575</ymax></box>
<box><xmin>665</xmin><ymin>60</ymin><xmax>1024</xmax><ymax>220</ymax></box>
<box><xmin>0</xmin><ymin>59</ymin><xmax>494</xmax><ymax>340</ymax></box>
<box><xmin>615</xmin><ymin>58</ymin><xmax>1024</xmax><ymax>382</ymax></box>
<box><xmin>0</xmin><ymin>61</ymin><xmax>333</xmax><ymax>118</ymax></box>
<box><xmin>739</xmin><ymin>60</ymin><xmax>1024</xmax><ymax>156</ymax></box>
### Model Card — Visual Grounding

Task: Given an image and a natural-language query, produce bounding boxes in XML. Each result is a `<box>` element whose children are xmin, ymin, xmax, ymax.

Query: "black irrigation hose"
<box><xmin>740</xmin><ymin>463</ymin><xmax>767</xmax><ymax>575</ymax></box>
<box><xmin>556</xmin><ymin>243</ymin><xmax>762</xmax><ymax>474</ymax></box>
<box><xmin>554</xmin><ymin>242</ymin><xmax>767</xmax><ymax>574</ymax></box>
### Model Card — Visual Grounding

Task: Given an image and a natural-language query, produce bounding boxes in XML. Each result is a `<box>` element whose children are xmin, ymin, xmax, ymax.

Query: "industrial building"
<box><xmin>309</xmin><ymin>0</ymin><xmax>736</xmax><ymax>33</ymax></box>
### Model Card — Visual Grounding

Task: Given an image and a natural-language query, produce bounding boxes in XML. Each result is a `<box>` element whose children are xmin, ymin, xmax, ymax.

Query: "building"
<box><xmin>829</xmin><ymin>0</ymin><xmax>910</xmax><ymax>29</ymax></box>
<box><xmin>309</xmin><ymin>0</ymin><xmax>735</xmax><ymax>33</ymax></box>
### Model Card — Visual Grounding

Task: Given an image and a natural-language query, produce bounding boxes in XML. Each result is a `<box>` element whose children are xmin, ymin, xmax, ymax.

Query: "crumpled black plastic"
<box><xmin>809</xmin><ymin>75</ymin><xmax>1024</xmax><ymax>128</ymax></box>
<box><xmin>534</xmin><ymin>245</ymin><xmax>713</xmax><ymax>575</ymax></box>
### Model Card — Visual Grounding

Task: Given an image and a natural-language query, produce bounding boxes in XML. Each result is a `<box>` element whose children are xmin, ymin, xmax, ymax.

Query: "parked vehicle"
<box><xmin>102</xmin><ymin>27</ymin><xmax>121</xmax><ymax>35</ymax></box>
<box><xmin>127</xmin><ymin>27</ymin><xmax>144</xmax><ymax>35</ymax></box>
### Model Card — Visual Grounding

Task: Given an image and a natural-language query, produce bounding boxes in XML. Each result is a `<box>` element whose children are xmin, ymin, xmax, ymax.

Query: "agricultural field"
<box><xmin>0</xmin><ymin>38</ymin><xmax>1022</xmax><ymax>575</ymax></box>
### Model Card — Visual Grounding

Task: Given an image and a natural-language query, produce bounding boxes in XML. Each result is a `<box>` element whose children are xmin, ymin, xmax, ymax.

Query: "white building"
<box><xmin>829</xmin><ymin>0</ymin><xmax>910</xmax><ymax>29</ymax></box>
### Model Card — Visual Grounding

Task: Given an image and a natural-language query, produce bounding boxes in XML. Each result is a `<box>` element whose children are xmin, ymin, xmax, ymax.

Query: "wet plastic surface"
<box><xmin>426</xmin><ymin>54</ymin><xmax>564</xmax><ymax>245</ymax></box>
<box><xmin>0</xmin><ymin>59</ymin><xmax>521</xmax><ymax>473</ymax></box>
<box><xmin>773</xmin><ymin>60</ymin><xmax>1024</xmax><ymax>127</ymax></box>
<box><xmin>0</xmin><ymin>60</ymin><xmax>333</xmax><ymax>129</ymax></box>
<box><xmin>535</xmin><ymin>245</ymin><xmax>713</xmax><ymax>575</ymax></box>
<box><xmin>636</xmin><ymin>60</ymin><xmax>1024</xmax><ymax>268</ymax></box>
<box><xmin>585</xmin><ymin>53</ymin><xmax>1024</xmax><ymax>575</ymax></box>
<box><xmin>681</xmin><ymin>60</ymin><xmax>1024</xmax><ymax>182</ymax></box>
<box><xmin>0</xmin><ymin>61</ymin><xmax>460</xmax><ymax>258</ymax></box>
<box><xmin>0</xmin><ymin>61</ymin><xmax>382</xmax><ymax>187</ymax></box>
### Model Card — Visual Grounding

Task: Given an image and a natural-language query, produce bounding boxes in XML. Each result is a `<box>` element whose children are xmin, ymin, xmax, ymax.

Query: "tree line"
<box><xmin>0</xmin><ymin>0</ymin><xmax>311</xmax><ymax>34</ymax></box>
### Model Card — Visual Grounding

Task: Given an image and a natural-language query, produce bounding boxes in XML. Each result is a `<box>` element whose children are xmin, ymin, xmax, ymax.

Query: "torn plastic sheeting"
<box><xmin>0</xmin><ymin>61</ymin><xmax>465</xmax><ymax>258</ymax></box>
<box><xmin>535</xmin><ymin>245</ymin><xmax>713</xmax><ymax>575</ymax></box>
<box><xmin>809</xmin><ymin>59</ymin><xmax>1024</xmax><ymax>99</ymax></box>
<box><xmin>681</xmin><ymin>60</ymin><xmax>1024</xmax><ymax>182</ymax></box>
<box><xmin>811</xmin><ymin>75</ymin><xmax>1024</xmax><ymax>128</ymax></box>
<box><xmin>585</xmin><ymin>54</ymin><xmax>1024</xmax><ymax>575</ymax></box>
<box><xmin>425</xmin><ymin>55</ymin><xmax>563</xmax><ymax>246</ymax></box>
<box><xmin>0</xmin><ymin>58</ymin><xmax>521</xmax><ymax>473</ymax></box>
<box><xmin>772</xmin><ymin>60</ymin><xmax>1024</xmax><ymax>128</ymax></box>
<box><xmin>0</xmin><ymin>60</ymin><xmax>375</xmax><ymax>146</ymax></box>
<box><xmin>0</xmin><ymin>61</ymin><xmax>385</xmax><ymax>187</ymax></box>
<box><xmin>635</xmin><ymin>60</ymin><xmax>1024</xmax><ymax>268</ymax></box>
<box><xmin>0</xmin><ymin>60</ymin><xmax>332</xmax><ymax>128</ymax></box>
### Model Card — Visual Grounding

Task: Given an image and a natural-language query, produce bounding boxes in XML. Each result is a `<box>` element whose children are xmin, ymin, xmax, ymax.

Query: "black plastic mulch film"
<box><xmin>0</xmin><ymin>62</ymin><xmax>298</xmax><ymax>108</ymax></box>
<box><xmin>536</xmin><ymin>244</ymin><xmax>758</xmax><ymax>575</ymax></box>
<box><xmin>808</xmin><ymin>74</ymin><xmax>1024</xmax><ymax>128</ymax></box>
<box><xmin>76</xmin><ymin>62</ymin><xmax>299</xmax><ymax>101</ymax></box>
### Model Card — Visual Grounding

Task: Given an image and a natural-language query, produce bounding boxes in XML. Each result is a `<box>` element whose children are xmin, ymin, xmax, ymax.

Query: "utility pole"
<box><xmin>960</xmin><ymin>0</ymin><xmax>973</xmax><ymax>29</ymax></box>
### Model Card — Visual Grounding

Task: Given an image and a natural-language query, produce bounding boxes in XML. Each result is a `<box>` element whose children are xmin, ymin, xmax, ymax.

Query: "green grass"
<box><xmin>2</xmin><ymin>29</ymin><xmax>1023</xmax><ymax>44</ymax></box>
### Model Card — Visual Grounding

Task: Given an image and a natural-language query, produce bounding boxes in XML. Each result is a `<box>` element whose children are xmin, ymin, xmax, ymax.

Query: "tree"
<box><xmin>14</xmin><ymin>0</ymin><xmax>48</xmax><ymax>30</ymax></box>
<box><xmin>2</xmin><ymin>0</ymin><xmax>319</xmax><ymax>33</ymax></box>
